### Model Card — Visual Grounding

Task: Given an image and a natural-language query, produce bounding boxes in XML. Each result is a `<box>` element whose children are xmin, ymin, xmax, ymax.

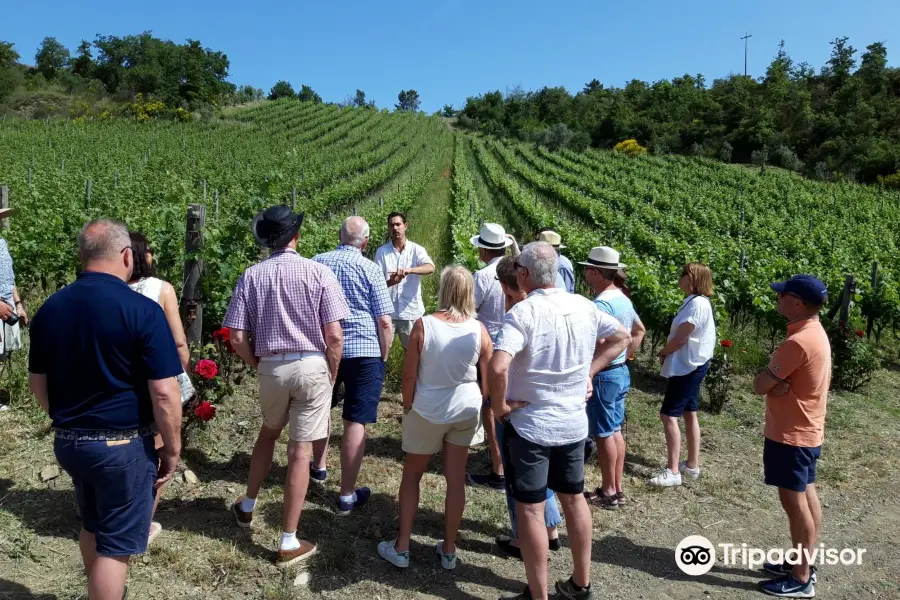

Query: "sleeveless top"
<box><xmin>128</xmin><ymin>277</ymin><xmax>164</xmax><ymax>304</ymax></box>
<box><xmin>128</xmin><ymin>277</ymin><xmax>194</xmax><ymax>404</ymax></box>
<box><xmin>412</xmin><ymin>314</ymin><xmax>482</xmax><ymax>424</ymax></box>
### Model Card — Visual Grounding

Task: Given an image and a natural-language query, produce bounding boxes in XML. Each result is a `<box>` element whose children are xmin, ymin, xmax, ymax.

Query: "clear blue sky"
<box><xmin>3</xmin><ymin>0</ymin><xmax>898</xmax><ymax>112</ymax></box>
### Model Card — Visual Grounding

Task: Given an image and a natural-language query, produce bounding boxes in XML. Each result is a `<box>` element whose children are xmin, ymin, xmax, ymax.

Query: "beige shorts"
<box><xmin>258</xmin><ymin>358</ymin><xmax>332</xmax><ymax>442</ymax></box>
<box><xmin>401</xmin><ymin>409</ymin><xmax>484</xmax><ymax>455</ymax></box>
<box><xmin>392</xmin><ymin>318</ymin><xmax>416</xmax><ymax>349</ymax></box>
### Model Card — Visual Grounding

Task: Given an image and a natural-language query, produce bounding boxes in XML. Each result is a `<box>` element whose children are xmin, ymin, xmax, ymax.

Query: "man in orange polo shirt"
<box><xmin>752</xmin><ymin>275</ymin><xmax>830</xmax><ymax>599</ymax></box>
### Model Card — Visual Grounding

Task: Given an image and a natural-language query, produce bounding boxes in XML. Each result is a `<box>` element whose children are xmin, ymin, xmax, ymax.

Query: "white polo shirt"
<box><xmin>374</xmin><ymin>240</ymin><xmax>434</xmax><ymax>321</ymax></box>
<box><xmin>494</xmin><ymin>288</ymin><xmax>622</xmax><ymax>446</ymax></box>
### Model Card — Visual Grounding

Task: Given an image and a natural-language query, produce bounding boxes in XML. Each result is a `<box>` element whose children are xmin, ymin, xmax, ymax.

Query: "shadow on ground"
<box><xmin>594</xmin><ymin>535</ymin><xmax>765</xmax><ymax>592</ymax></box>
<box><xmin>0</xmin><ymin>579</ymin><xmax>58</xmax><ymax>599</ymax></box>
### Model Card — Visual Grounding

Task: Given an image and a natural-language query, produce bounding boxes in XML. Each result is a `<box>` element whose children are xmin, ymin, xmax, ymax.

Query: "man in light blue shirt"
<box><xmin>581</xmin><ymin>246</ymin><xmax>646</xmax><ymax>511</ymax></box>
<box><xmin>312</xmin><ymin>216</ymin><xmax>393</xmax><ymax>514</ymax></box>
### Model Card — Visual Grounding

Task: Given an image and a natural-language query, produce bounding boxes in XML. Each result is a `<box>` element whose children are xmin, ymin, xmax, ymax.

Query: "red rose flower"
<box><xmin>855</xmin><ymin>329</ymin><xmax>865</xmax><ymax>338</ymax></box>
<box><xmin>720</xmin><ymin>340</ymin><xmax>733</xmax><ymax>348</ymax></box>
<box><xmin>212</xmin><ymin>327</ymin><xmax>235</xmax><ymax>353</ymax></box>
<box><xmin>194</xmin><ymin>400</ymin><xmax>216</xmax><ymax>421</ymax></box>
<box><xmin>193</xmin><ymin>359</ymin><xmax>218</xmax><ymax>380</ymax></box>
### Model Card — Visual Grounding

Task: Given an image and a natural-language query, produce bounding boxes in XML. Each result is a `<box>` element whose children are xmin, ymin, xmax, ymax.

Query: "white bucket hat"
<box><xmin>470</xmin><ymin>223</ymin><xmax>513</xmax><ymax>250</ymax></box>
<box><xmin>537</xmin><ymin>230</ymin><xmax>566</xmax><ymax>249</ymax></box>
<box><xmin>579</xmin><ymin>246</ymin><xmax>627</xmax><ymax>269</ymax></box>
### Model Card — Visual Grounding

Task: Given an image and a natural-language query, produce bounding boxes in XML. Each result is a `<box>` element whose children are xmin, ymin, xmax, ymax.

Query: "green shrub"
<box><xmin>825</xmin><ymin>320</ymin><xmax>882</xmax><ymax>392</ymax></box>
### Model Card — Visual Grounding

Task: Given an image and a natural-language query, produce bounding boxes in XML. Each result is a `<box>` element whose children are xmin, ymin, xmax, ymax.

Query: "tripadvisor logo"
<box><xmin>675</xmin><ymin>535</ymin><xmax>716</xmax><ymax>576</ymax></box>
<box><xmin>675</xmin><ymin>535</ymin><xmax>867</xmax><ymax>576</ymax></box>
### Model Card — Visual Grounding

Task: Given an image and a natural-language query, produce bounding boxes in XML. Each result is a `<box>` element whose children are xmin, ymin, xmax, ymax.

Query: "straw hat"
<box><xmin>470</xmin><ymin>223</ymin><xmax>513</xmax><ymax>250</ymax></box>
<box><xmin>579</xmin><ymin>246</ymin><xmax>627</xmax><ymax>269</ymax></box>
<box><xmin>537</xmin><ymin>230</ymin><xmax>566</xmax><ymax>249</ymax></box>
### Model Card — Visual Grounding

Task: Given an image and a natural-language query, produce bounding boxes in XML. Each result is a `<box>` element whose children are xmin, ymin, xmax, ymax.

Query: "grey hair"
<box><xmin>518</xmin><ymin>241</ymin><xmax>558</xmax><ymax>287</ymax></box>
<box><xmin>78</xmin><ymin>219</ymin><xmax>131</xmax><ymax>265</ymax></box>
<box><xmin>340</xmin><ymin>216</ymin><xmax>370</xmax><ymax>248</ymax></box>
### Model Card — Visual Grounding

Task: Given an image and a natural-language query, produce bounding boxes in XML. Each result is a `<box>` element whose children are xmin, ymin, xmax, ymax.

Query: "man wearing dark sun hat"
<box><xmin>752</xmin><ymin>274</ymin><xmax>830</xmax><ymax>598</ymax></box>
<box><xmin>224</xmin><ymin>205</ymin><xmax>350</xmax><ymax>568</ymax></box>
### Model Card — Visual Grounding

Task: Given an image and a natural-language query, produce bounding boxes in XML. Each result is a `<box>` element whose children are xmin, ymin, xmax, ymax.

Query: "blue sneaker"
<box><xmin>337</xmin><ymin>487</ymin><xmax>371</xmax><ymax>515</ymax></box>
<box><xmin>309</xmin><ymin>463</ymin><xmax>327</xmax><ymax>483</ymax></box>
<box><xmin>763</xmin><ymin>562</ymin><xmax>817</xmax><ymax>585</ymax></box>
<box><xmin>760</xmin><ymin>574</ymin><xmax>815</xmax><ymax>598</ymax></box>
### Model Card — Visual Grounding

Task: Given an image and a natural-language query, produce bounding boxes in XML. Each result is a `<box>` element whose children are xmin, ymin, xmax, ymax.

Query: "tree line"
<box><xmin>457</xmin><ymin>38</ymin><xmax>900</xmax><ymax>184</ymax></box>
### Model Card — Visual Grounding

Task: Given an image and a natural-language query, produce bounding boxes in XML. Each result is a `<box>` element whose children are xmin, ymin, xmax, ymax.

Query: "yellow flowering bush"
<box><xmin>129</xmin><ymin>93</ymin><xmax>167</xmax><ymax>122</ymax></box>
<box><xmin>175</xmin><ymin>107</ymin><xmax>193</xmax><ymax>122</ymax></box>
<box><xmin>614</xmin><ymin>139</ymin><xmax>648</xmax><ymax>156</ymax></box>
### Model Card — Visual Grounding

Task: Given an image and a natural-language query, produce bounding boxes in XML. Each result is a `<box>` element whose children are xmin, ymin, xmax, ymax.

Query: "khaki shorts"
<box><xmin>402</xmin><ymin>409</ymin><xmax>484</xmax><ymax>455</ymax></box>
<box><xmin>258</xmin><ymin>358</ymin><xmax>332</xmax><ymax>442</ymax></box>
<box><xmin>392</xmin><ymin>318</ymin><xmax>416</xmax><ymax>349</ymax></box>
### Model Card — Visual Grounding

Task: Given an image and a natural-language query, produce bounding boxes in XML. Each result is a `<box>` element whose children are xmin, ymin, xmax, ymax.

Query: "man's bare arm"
<box><xmin>230</xmin><ymin>328</ymin><xmax>258</xmax><ymax>370</ymax></box>
<box><xmin>323</xmin><ymin>321</ymin><xmax>343</xmax><ymax>385</ymax></box>
<box><xmin>29</xmin><ymin>373</ymin><xmax>49</xmax><ymax>415</ymax></box>
<box><xmin>149</xmin><ymin>377</ymin><xmax>182</xmax><ymax>489</ymax></box>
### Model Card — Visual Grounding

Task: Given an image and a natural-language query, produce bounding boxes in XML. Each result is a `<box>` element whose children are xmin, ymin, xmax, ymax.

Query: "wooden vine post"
<box><xmin>181</xmin><ymin>204</ymin><xmax>205</xmax><ymax>344</ymax></box>
<box><xmin>0</xmin><ymin>186</ymin><xmax>9</xmax><ymax>231</ymax></box>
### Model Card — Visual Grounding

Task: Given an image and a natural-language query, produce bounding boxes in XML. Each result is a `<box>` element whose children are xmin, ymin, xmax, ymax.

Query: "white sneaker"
<box><xmin>377</xmin><ymin>539</ymin><xmax>410</xmax><ymax>568</ymax></box>
<box><xmin>649</xmin><ymin>468</ymin><xmax>682</xmax><ymax>487</ymax></box>
<box><xmin>679</xmin><ymin>461</ymin><xmax>701</xmax><ymax>480</ymax></box>
<box><xmin>435</xmin><ymin>540</ymin><xmax>457</xmax><ymax>570</ymax></box>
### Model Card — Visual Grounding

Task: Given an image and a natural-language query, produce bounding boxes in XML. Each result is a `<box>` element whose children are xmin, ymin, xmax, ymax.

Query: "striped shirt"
<box><xmin>223</xmin><ymin>248</ymin><xmax>350</xmax><ymax>357</ymax></box>
<box><xmin>313</xmin><ymin>245</ymin><xmax>393</xmax><ymax>359</ymax></box>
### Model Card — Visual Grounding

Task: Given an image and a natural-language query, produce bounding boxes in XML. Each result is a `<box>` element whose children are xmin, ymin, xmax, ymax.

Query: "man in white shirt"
<box><xmin>374</xmin><ymin>212</ymin><xmax>435</xmax><ymax>349</ymax></box>
<box><xmin>490</xmin><ymin>242</ymin><xmax>630</xmax><ymax>600</ymax></box>
<box><xmin>467</xmin><ymin>223</ymin><xmax>516</xmax><ymax>492</ymax></box>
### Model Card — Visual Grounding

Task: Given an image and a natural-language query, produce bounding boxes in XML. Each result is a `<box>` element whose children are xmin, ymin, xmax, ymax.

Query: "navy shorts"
<box><xmin>763</xmin><ymin>438</ymin><xmax>821</xmax><ymax>492</ymax></box>
<box><xmin>501</xmin><ymin>421</ymin><xmax>585</xmax><ymax>504</ymax></box>
<box><xmin>588</xmin><ymin>364</ymin><xmax>630</xmax><ymax>438</ymax></box>
<box><xmin>335</xmin><ymin>357</ymin><xmax>385</xmax><ymax>424</ymax></box>
<box><xmin>55</xmin><ymin>434</ymin><xmax>157</xmax><ymax>556</ymax></box>
<box><xmin>660</xmin><ymin>361</ymin><xmax>711</xmax><ymax>417</ymax></box>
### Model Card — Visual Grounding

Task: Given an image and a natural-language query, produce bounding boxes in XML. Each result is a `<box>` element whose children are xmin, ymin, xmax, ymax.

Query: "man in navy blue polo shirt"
<box><xmin>28</xmin><ymin>219</ymin><xmax>183</xmax><ymax>600</ymax></box>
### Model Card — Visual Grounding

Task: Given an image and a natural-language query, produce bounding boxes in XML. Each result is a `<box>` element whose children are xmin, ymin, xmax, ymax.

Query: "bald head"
<box><xmin>78</xmin><ymin>219</ymin><xmax>134</xmax><ymax>280</ymax></box>
<box><xmin>340</xmin><ymin>216</ymin><xmax>370</xmax><ymax>248</ymax></box>
<box><xmin>79</xmin><ymin>219</ymin><xmax>130</xmax><ymax>265</ymax></box>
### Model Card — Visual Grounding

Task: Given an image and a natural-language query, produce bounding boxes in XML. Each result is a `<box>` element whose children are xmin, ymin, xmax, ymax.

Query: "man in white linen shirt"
<box><xmin>374</xmin><ymin>211</ymin><xmax>435</xmax><ymax>349</ymax></box>
<box><xmin>489</xmin><ymin>242</ymin><xmax>629</xmax><ymax>600</ymax></box>
<box><xmin>468</xmin><ymin>223</ymin><xmax>517</xmax><ymax>492</ymax></box>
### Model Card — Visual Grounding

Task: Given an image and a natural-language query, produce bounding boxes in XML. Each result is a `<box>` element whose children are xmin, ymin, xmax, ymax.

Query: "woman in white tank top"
<box><xmin>128</xmin><ymin>232</ymin><xmax>192</xmax><ymax>544</ymax></box>
<box><xmin>377</xmin><ymin>266</ymin><xmax>493</xmax><ymax>571</ymax></box>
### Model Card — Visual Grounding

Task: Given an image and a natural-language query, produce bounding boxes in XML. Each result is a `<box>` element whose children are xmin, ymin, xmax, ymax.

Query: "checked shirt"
<box><xmin>223</xmin><ymin>248</ymin><xmax>350</xmax><ymax>357</ymax></box>
<box><xmin>313</xmin><ymin>245</ymin><xmax>392</xmax><ymax>359</ymax></box>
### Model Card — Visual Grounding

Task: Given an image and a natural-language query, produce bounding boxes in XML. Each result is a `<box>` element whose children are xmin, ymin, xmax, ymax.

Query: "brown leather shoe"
<box><xmin>276</xmin><ymin>540</ymin><xmax>317</xmax><ymax>568</ymax></box>
<box><xmin>231</xmin><ymin>498</ymin><xmax>253</xmax><ymax>528</ymax></box>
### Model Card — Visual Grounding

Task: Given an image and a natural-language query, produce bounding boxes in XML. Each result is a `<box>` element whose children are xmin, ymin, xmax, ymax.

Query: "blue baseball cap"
<box><xmin>770</xmin><ymin>275</ymin><xmax>828</xmax><ymax>306</ymax></box>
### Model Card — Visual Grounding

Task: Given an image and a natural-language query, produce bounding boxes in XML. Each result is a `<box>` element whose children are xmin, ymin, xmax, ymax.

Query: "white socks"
<box><xmin>340</xmin><ymin>492</ymin><xmax>357</xmax><ymax>504</ymax></box>
<box><xmin>281</xmin><ymin>531</ymin><xmax>300</xmax><ymax>551</ymax></box>
<box><xmin>240</xmin><ymin>496</ymin><xmax>257</xmax><ymax>512</ymax></box>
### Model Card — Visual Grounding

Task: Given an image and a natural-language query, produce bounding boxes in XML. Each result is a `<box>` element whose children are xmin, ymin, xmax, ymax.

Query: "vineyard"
<box><xmin>1</xmin><ymin>101</ymin><xmax>900</xmax><ymax>600</ymax></box>
<box><xmin>1</xmin><ymin>101</ymin><xmax>899</xmax><ymax>348</ymax></box>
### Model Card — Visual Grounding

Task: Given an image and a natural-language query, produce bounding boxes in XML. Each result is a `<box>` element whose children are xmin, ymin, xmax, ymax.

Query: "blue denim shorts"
<box><xmin>588</xmin><ymin>364</ymin><xmax>630</xmax><ymax>438</ymax></box>
<box><xmin>335</xmin><ymin>357</ymin><xmax>385</xmax><ymax>424</ymax></box>
<box><xmin>763</xmin><ymin>438</ymin><xmax>821</xmax><ymax>492</ymax></box>
<box><xmin>660</xmin><ymin>361</ymin><xmax>711</xmax><ymax>417</ymax></box>
<box><xmin>55</xmin><ymin>434</ymin><xmax>157</xmax><ymax>556</ymax></box>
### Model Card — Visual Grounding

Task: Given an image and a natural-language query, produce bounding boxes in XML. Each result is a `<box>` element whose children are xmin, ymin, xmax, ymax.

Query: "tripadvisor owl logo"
<box><xmin>675</xmin><ymin>535</ymin><xmax>716</xmax><ymax>576</ymax></box>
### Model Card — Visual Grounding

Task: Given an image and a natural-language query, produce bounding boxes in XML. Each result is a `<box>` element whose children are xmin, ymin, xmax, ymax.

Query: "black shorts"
<box><xmin>763</xmin><ymin>438</ymin><xmax>821</xmax><ymax>492</ymax></box>
<box><xmin>501</xmin><ymin>421</ymin><xmax>585</xmax><ymax>504</ymax></box>
<box><xmin>332</xmin><ymin>357</ymin><xmax>385</xmax><ymax>424</ymax></box>
<box><xmin>660</xmin><ymin>361</ymin><xmax>710</xmax><ymax>417</ymax></box>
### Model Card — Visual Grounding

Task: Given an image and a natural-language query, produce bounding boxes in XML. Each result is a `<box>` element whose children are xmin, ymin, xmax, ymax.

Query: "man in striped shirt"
<box><xmin>312</xmin><ymin>216</ymin><xmax>393</xmax><ymax>514</ymax></box>
<box><xmin>225</xmin><ymin>206</ymin><xmax>350</xmax><ymax>568</ymax></box>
